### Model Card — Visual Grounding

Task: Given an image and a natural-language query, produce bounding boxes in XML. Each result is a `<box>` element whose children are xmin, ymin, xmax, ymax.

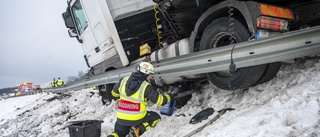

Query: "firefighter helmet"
<box><xmin>136</xmin><ymin>62</ymin><xmax>154</xmax><ymax>75</ymax></box>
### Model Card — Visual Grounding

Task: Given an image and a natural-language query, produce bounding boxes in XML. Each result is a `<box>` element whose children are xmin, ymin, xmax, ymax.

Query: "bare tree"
<box><xmin>66</xmin><ymin>70</ymin><xmax>88</xmax><ymax>84</ymax></box>
<box><xmin>66</xmin><ymin>76</ymin><xmax>78</xmax><ymax>84</ymax></box>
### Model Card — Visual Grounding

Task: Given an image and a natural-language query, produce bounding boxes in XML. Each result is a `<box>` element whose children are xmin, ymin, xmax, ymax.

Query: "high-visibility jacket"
<box><xmin>116</xmin><ymin>76</ymin><xmax>148</xmax><ymax>121</ymax></box>
<box><xmin>56</xmin><ymin>79</ymin><xmax>64</xmax><ymax>86</ymax></box>
<box><xmin>51</xmin><ymin>80</ymin><xmax>56</xmax><ymax>87</ymax></box>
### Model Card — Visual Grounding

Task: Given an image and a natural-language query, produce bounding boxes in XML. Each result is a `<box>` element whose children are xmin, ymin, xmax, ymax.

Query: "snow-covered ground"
<box><xmin>0</xmin><ymin>57</ymin><xmax>320</xmax><ymax>137</ymax></box>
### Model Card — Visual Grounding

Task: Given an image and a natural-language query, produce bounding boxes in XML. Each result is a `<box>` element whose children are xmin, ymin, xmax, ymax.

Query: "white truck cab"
<box><xmin>63</xmin><ymin>0</ymin><xmax>155</xmax><ymax>73</ymax></box>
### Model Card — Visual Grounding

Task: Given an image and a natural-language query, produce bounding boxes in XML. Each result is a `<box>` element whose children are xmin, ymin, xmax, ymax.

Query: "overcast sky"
<box><xmin>0</xmin><ymin>0</ymin><xmax>88</xmax><ymax>88</ymax></box>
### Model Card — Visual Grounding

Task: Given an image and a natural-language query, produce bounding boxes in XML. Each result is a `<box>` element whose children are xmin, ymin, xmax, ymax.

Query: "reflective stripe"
<box><xmin>156</xmin><ymin>94</ymin><xmax>171</xmax><ymax>106</ymax></box>
<box><xmin>165</xmin><ymin>94</ymin><xmax>171</xmax><ymax>103</ymax></box>
<box><xmin>118</xmin><ymin>76</ymin><xmax>129</xmax><ymax>93</ymax></box>
<box><xmin>119</xmin><ymin>81</ymin><xmax>148</xmax><ymax>102</ymax></box>
<box><xmin>111</xmin><ymin>90</ymin><xmax>120</xmax><ymax>98</ymax></box>
<box><xmin>143</xmin><ymin>122</ymin><xmax>150</xmax><ymax>130</ymax></box>
<box><xmin>139</xmin><ymin>81</ymin><xmax>148</xmax><ymax>100</ymax></box>
<box><xmin>156</xmin><ymin>95</ymin><xmax>163</xmax><ymax>105</ymax></box>
<box><xmin>151</xmin><ymin>119</ymin><xmax>160</xmax><ymax>127</ymax></box>
<box><xmin>111</xmin><ymin>132</ymin><xmax>119</xmax><ymax>137</ymax></box>
<box><xmin>120</xmin><ymin>95</ymin><xmax>142</xmax><ymax>103</ymax></box>
<box><xmin>118</xmin><ymin>109</ymin><xmax>144</xmax><ymax>114</ymax></box>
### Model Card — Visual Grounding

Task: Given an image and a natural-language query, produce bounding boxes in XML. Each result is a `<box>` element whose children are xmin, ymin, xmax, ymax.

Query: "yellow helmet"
<box><xmin>136</xmin><ymin>62</ymin><xmax>154</xmax><ymax>74</ymax></box>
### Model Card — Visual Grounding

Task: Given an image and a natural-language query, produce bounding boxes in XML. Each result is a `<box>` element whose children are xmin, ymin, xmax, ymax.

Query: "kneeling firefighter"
<box><xmin>108</xmin><ymin>62</ymin><xmax>177</xmax><ymax>137</ymax></box>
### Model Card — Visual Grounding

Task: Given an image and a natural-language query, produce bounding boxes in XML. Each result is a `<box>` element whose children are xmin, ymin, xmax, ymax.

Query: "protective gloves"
<box><xmin>168</xmin><ymin>85</ymin><xmax>180</xmax><ymax>99</ymax></box>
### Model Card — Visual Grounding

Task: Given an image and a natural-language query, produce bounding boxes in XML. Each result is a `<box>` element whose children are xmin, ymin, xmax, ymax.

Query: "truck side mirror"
<box><xmin>62</xmin><ymin>11</ymin><xmax>75</xmax><ymax>28</ymax></box>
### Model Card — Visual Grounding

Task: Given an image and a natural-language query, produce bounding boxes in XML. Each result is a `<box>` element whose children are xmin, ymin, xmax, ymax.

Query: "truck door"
<box><xmin>71</xmin><ymin>0</ymin><xmax>129</xmax><ymax>69</ymax></box>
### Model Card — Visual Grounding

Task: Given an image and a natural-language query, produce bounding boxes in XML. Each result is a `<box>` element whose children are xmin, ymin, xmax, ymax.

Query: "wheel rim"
<box><xmin>208</xmin><ymin>32</ymin><xmax>238</xmax><ymax>48</ymax></box>
<box><xmin>208</xmin><ymin>32</ymin><xmax>237</xmax><ymax>77</ymax></box>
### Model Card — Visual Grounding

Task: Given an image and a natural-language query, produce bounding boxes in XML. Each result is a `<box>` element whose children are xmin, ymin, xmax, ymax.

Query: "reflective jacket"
<box><xmin>56</xmin><ymin>79</ymin><xmax>64</xmax><ymax>86</ymax></box>
<box><xmin>51</xmin><ymin>80</ymin><xmax>56</xmax><ymax>87</ymax></box>
<box><xmin>117</xmin><ymin>76</ymin><xmax>148</xmax><ymax>120</ymax></box>
<box><xmin>111</xmin><ymin>72</ymin><xmax>171</xmax><ymax>126</ymax></box>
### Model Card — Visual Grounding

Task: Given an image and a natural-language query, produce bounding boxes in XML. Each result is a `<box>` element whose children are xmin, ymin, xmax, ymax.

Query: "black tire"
<box><xmin>175</xmin><ymin>94</ymin><xmax>192</xmax><ymax>108</ymax></box>
<box><xmin>171</xmin><ymin>82</ymin><xmax>195</xmax><ymax>108</ymax></box>
<box><xmin>253</xmin><ymin>62</ymin><xmax>282</xmax><ymax>86</ymax></box>
<box><xmin>200</xmin><ymin>17</ymin><xmax>266</xmax><ymax>90</ymax></box>
<box><xmin>98</xmin><ymin>83</ymin><xmax>115</xmax><ymax>105</ymax></box>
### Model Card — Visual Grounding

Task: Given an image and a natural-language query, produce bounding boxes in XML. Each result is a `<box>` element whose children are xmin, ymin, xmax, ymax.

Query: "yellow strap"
<box><xmin>165</xmin><ymin>93</ymin><xmax>171</xmax><ymax>103</ymax></box>
<box><xmin>119</xmin><ymin>76</ymin><xmax>130</xmax><ymax>93</ymax></box>
<box><xmin>111</xmin><ymin>132</ymin><xmax>119</xmax><ymax>137</ymax></box>
<box><xmin>151</xmin><ymin>119</ymin><xmax>160</xmax><ymax>127</ymax></box>
<box><xmin>111</xmin><ymin>90</ymin><xmax>120</xmax><ymax>98</ymax></box>
<box><xmin>143</xmin><ymin>122</ymin><xmax>150</xmax><ymax>130</ymax></box>
<box><xmin>156</xmin><ymin>94</ymin><xmax>163</xmax><ymax>105</ymax></box>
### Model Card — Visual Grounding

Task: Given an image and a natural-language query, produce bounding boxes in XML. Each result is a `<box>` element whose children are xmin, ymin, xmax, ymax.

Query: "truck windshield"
<box><xmin>71</xmin><ymin>0</ymin><xmax>88</xmax><ymax>34</ymax></box>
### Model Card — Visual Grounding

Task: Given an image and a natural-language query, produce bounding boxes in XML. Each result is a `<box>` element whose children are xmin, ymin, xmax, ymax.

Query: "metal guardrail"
<box><xmin>43</xmin><ymin>26</ymin><xmax>320</xmax><ymax>93</ymax></box>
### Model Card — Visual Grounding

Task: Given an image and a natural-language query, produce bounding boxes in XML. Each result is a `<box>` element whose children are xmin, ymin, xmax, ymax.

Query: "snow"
<box><xmin>0</xmin><ymin>58</ymin><xmax>320</xmax><ymax>137</ymax></box>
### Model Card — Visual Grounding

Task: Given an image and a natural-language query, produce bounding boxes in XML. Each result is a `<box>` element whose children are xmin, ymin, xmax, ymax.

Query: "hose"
<box><xmin>154</xmin><ymin>4</ymin><xmax>163</xmax><ymax>48</ymax></box>
<box><xmin>228</xmin><ymin>0</ymin><xmax>236</xmax><ymax>74</ymax></box>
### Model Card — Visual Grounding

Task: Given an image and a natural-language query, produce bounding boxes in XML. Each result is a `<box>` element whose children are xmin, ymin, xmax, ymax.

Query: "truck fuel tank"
<box><xmin>151</xmin><ymin>38</ymin><xmax>191</xmax><ymax>62</ymax></box>
<box><xmin>151</xmin><ymin>38</ymin><xmax>205</xmax><ymax>86</ymax></box>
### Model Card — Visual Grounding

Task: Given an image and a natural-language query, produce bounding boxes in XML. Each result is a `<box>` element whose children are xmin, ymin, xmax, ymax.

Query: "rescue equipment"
<box><xmin>160</xmin><ymin>100</ymin><xmax>176</xmax><ymax>116</ymax></box>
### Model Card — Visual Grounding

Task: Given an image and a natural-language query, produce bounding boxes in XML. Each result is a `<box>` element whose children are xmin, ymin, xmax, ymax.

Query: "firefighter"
<box><xmin>56</xmin><ymin>77</ymin><xmax>64</xmax><ymax>86</ymax></box>
<box><xmin>107</xmin><ymin>62</ymin><xmax>176</xmax><ymax>137</ymax></box>
<box><xmin>51</xmin><ymin>78</ymin><xmax>56</xmax><ymax>87</ymax></box>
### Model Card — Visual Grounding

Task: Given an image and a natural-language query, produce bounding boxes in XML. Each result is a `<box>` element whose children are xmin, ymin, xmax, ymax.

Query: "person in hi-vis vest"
<box><xmin>51</xmin><ymin>78</ymin><xmax>56</xmax><ymax>87</ymax></box>
<box><xmin>56</xmin><ymin>77</ymin><xmax>64</xmax><ymax>86</ymax></box>
<box><xmin>108</xmin><ymin>62</ymin><xmax>176</xmax><ymax>137</ymax></box>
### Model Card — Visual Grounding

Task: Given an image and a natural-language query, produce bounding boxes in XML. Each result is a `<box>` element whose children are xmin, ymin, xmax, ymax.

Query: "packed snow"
<box><xmin>0</xmin><ymin>57</ymin><xmax>320</xmax><ymax>137</ymax></box>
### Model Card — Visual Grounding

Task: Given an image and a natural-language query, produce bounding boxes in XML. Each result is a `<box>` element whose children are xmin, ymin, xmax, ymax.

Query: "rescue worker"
<box><xmin>51</xmin><ymin>78</ymin><xmax>56</xmax><ymax>87</ymax></box>
<box><xmin>107</xmin><ymin>62</ymin><xmax>176</xmax><ymax>137</ymax></box>
<box><xmin>56</xmin><ymin>77</ymin><xmax>64</xmax><ymax>86</ymax></box>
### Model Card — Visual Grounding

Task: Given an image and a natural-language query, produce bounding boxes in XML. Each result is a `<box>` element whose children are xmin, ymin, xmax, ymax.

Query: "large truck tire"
<box><xmin>200</xmin><ymin>17</ymin><xmax>266</xmax><ymax>90</ymax></box>
<box><xmin>253</xmin><ymin>62</ymin><xmax>282</xmax><ymax>86</ymax></box>
<box><xmin>98</xmin><ymin>83</ymin><xmax>115</xmax><ymax>105</ymax></box>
